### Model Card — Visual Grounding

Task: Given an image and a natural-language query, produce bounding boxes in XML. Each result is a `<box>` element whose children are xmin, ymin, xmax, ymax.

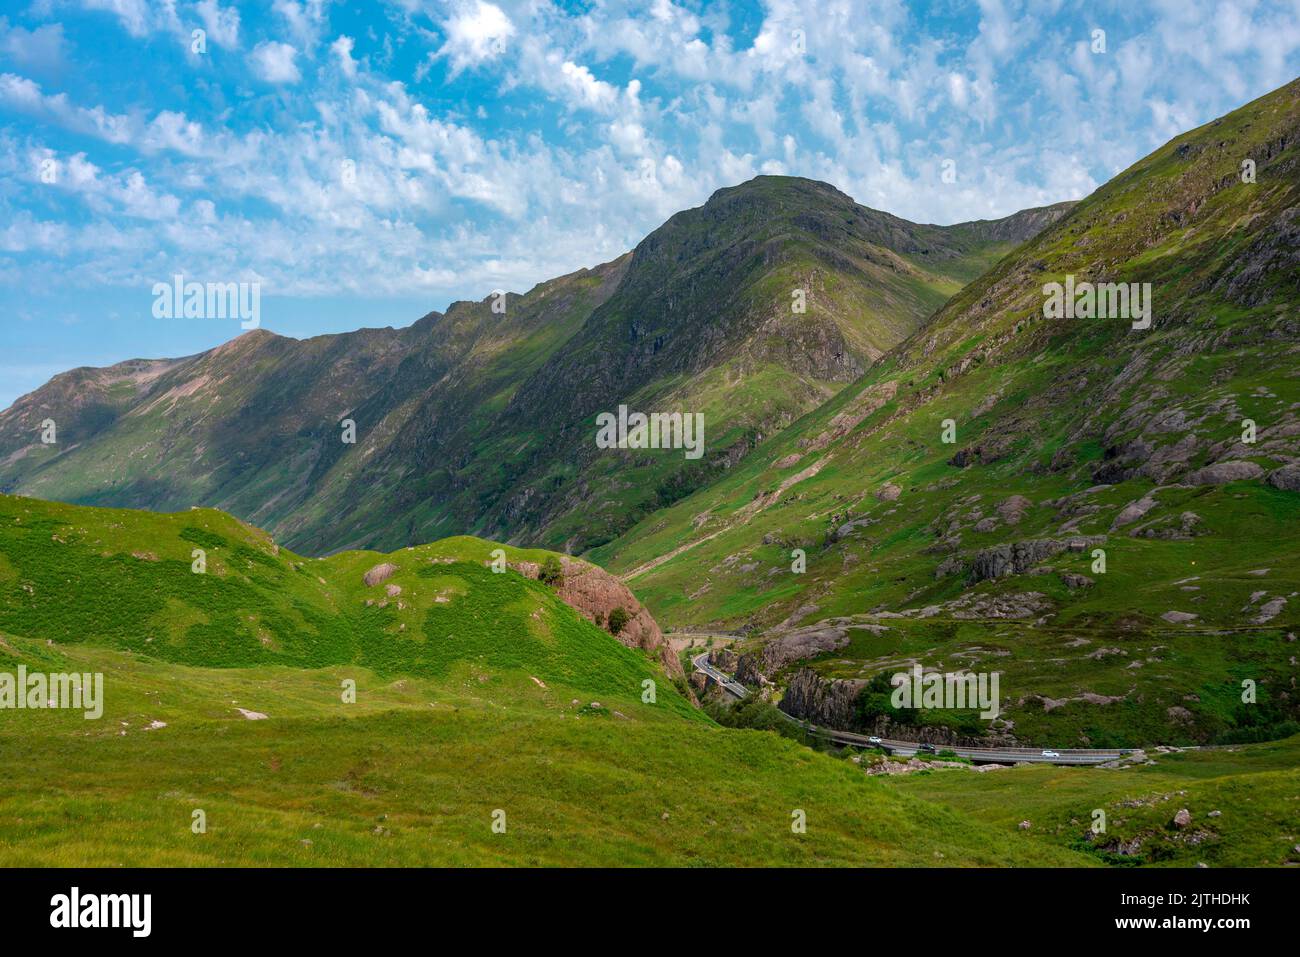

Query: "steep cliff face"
<box><xmin>779</xmin><ymin>668</ymin><xmax>1020</xmax><ymax>747</ymax></box>
<box><xmin>779</xmin><ymin>668</ymin><xmax>867</xmax><ymax>729</ymax></box>
<box><xmin>511</xmin><ymin>558</ymin><xmax>680</xmax><ymax>677</ymax></box>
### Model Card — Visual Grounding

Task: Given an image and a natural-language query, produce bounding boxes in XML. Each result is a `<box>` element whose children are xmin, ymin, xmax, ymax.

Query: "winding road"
<box><xmin>691</xmin><ymin>652</ymin><xmax>1133</xmax><ymax>766</ymax></box>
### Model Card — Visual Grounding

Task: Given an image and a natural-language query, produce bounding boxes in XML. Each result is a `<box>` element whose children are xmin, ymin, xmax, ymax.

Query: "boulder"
<box><xmin>363</xmin><ymin>563</ymin><xmax>398</xmax><ymax>587</ymax></box>
<box><xmin>1253</xmin><ymin>596</ymin><xmax>1287</xmax><ymax>624</ymax></box>
<box><xmin>1112</xmin><ymin>495</ymin><xmax>1158</xmax><ymax>529</ymax></box>
<box><xmin>934</xmin><ymin>555</ymin><xmax>966</xmax><ymax>579</ymax></box>
<box><xmin>1266</xmin><ymin>462</ymin><xmax>1300</xmax><ymax>491</ymax></box>
<box><xmin>996</xmin><ymin>495</ymin><xmax>1032</xmax><ymax>525</ymax></box>
<box><xmin>1184</xmin><ymin>460</ymin><xmax>1264</xmax><ymax>485</ymax></box>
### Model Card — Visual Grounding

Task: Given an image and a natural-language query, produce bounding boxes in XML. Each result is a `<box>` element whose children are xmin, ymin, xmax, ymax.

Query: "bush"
<box><xmin>607</xmin><ymin>606</ymin><xmax>629</xmax><ymax>634</ymax></box>
<box><xmin>538</xmin><ymin>555</ymin><xmax>564</xmax><ymax>585</ymax></box>
<box><xmin>854</xmin><ymin>672</ymin><xmax>917</xmax><ymax>728</ymax></box>
<box><xmin>704</xmin><ymin>695</ymin><xmax>807</xmax><ymax>743</ymax></box>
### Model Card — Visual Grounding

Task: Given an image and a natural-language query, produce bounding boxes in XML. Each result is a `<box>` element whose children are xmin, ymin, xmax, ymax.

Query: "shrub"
<box><xmin>538</xmin><ymin>555</ymin><xmax>564</xmax><ymax>585</ymax></box>
<box><xmin>704</xmin><ymin>695</ymin><xmax>806</xmax><ymax>743</ymax></box>
<box><xmin>607</xmin><ymin>606</ymin><xmax>629</xmax><ymax>634</ymax></box>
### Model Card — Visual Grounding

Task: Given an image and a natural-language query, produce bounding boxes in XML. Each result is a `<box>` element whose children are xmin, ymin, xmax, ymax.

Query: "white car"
<box><xmin>867</xmin><ymin>736</ymin><xmax>883</xmax><ymax>745</ymax></box>
<box><xmin>1041</xmin><ymin>750</ymin><xmax>1061</xmax><ymax>758</ymax></box>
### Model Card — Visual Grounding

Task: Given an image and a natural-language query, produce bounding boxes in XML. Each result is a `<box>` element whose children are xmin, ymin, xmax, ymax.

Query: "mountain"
<box><xmin>594</xmin><ymin>78</ymin><xmax>1300</xmax><ymax>747</ymax></box>
<box><xmin>0</xmin><ymin>257</ymin><xmax>627</xmax><ymax>550</ymax></box>
<box><xmin>0</xmin><ymin>180</ymin><xmax>1070</xmax><ymax>555</ymax></box>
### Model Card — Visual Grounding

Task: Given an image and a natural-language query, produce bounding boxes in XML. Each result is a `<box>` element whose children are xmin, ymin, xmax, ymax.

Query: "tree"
<box><xmin>539</xmin><ymin>555</ymin><xmax>564</xmax><ymax>585</ymax></box>
<box><xmin>607</xmin><ymin>606</ymin><xmax>629</xmax><ymax>635</ymax></box>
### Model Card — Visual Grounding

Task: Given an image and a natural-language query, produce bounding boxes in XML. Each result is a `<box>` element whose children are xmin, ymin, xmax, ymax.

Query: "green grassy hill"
<box><xmin>0</xmin><ymin>492</ymin><xmax>1289</xmax><ymax>866</ymax></box>
<box><xmin>594</xmin><ymin>79</ymin><xmax>1300</xmax><ymax>748</ymax></box>
<box><xmin>0</xmin><ymin>492</ymin><xmax>1097</xmax><ymax>866</ymax></box>
<box><xmin>0</xmin><ymin>494</ymin><xmax>682</xmax><ymax>701</ymax></box>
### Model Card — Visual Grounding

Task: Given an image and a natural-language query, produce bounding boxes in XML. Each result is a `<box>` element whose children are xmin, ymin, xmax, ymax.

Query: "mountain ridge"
<box><xmin>0</xmin><ymin>179</ymin><xmax>1071</xmax><ymax>556</ymax></box>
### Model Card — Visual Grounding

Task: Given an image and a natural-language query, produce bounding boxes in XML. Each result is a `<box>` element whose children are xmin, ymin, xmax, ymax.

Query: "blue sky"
<box><xmin>1</xmin><ymin>0</ymin><xmax>1298</xmax><ymax>409</ymax></box>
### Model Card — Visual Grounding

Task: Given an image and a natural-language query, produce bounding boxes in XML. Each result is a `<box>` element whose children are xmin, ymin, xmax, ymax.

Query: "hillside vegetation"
<box><xmin>0</xmin><ymin>493</ymin><xmax>1090</xmax><ymax>867</ymax></box>
<box><xmin>0</xmin><ymin>493</ymin><xmax>1291</xmax><ymax>866</ymax></box>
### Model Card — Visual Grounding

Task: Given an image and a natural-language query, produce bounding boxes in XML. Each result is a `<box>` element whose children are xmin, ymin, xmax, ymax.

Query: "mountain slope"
<box><xmin>0</xmin><ymin>181</ymin><xmax>1070</xmax><ymax>556</ymax></box>
<box><xmin>595</xmin><ymin>78</ymin><xmax>1300</xmax><ymax>748</ymax></box>
<box><xmin>0</xmin><ymin>257</ymin><xmax>627</xmax><ymax>547</ymax></box>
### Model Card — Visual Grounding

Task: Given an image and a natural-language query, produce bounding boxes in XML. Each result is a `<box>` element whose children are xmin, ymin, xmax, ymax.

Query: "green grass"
<box><xmin>888</xmin><ymin>736</ymin><xmax>1300</xmax><ymax>868</ymax></box>
<box><xmin>0</xmin><ymin>620</ymin><xmax>1079</xmax><ymax>868</ymax></box>
<box><xmin>0</xmin><ymin>497</ymin><xmax>695</xmax><ymax>717</ymax></box>
<box><xmin>0</xmin><ymin>493</ymin><xmax>1096</xmax><ymax>867</ymax></box>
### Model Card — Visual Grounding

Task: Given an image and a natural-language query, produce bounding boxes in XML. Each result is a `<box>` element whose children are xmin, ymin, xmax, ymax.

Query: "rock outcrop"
<box><xmin>1113</xmin><ymin>494</ymin><xmax>1159</xmax><ymax>529</ymax></box>
<box><xmin>996</xmin><ymin>495</ymin><xmax>1032</xmax><ymax>525</ymax></box>
<box><xmin>779</xmin><ymin>668</ymin><xmax>1019</xmax><ymax>747</ymax></box>
<box><xmin>1267</xmin><ymin>462</ymin><xmax>1300</xmax><ymax>491</ymax></box>
<box><xmin>779</xmin><ymin>668</ymin><xmax>866</xmax><ymax>729</ymax></box>
<box><xmin>969</xmin><ymin>537</ymin><xmax>1102</xmax><ymax>583</ymax></box>
<box><xmin>733</xmin><ymin>619</ymin><xmax>853</xmax><ymax>685</ymax></box>
<box><xmin>512</xmin><ymin>557</ymin><xmax>680</xmax><ymax>677</ymax></box>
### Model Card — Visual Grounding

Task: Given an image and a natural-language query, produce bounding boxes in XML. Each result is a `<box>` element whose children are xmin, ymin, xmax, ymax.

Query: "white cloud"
<box><xmin>438</xmin><ymin>1</ymin><xmax>515</xmax><ymax>75</ymax></box>
<box><xmin>331</xmin><ymin>35</ymin><xmax>357</xmax><ymax>78</ymax></box>
<box><xmin>79</xmin><ymin>0</ymin><xmax>151</xmax><ymax>38</ymax></box>
<box><xmin>251</xmin><ymin>41</ymin><xmax>301</xmax><ymax>84</ymax></box>
<box><xmin>4</xmin><ymin>0</ymin><xmax>1299</xmax><ymax>320</ymax></box>
<box><xmin>195</xmin><ymin>0</ymin><xmax>240</xmax><ymax>49</ymax></box>
<box><xmin>0</xmin><ymin>20</ymin><xmax>66</xmax><ymax>73</ymax></box>
<box><xmin>142</xmin><ymin>111</ymin><xmax>205</xmax><ymax>155</ymax></box>
<box><xmin>274</xmin><ymin>0</ymin><xmax>326</xmax><ymax>50</ymax></box>
<box><xmin>557</xmin><ymin>60</ymin><xmax>619</xmax><ymax>111</ymax></box>
<box><xmin>0</xmin><ymin>73</ymin><xmax>135</xmax><ymax>144</ymax></box>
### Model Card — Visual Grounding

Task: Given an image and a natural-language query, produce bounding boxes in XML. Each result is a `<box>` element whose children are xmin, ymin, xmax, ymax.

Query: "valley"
<box><xmin>1</xmin><ymin>492</ymin><xmax>1295</xmax><ymax>868</ymax></box>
